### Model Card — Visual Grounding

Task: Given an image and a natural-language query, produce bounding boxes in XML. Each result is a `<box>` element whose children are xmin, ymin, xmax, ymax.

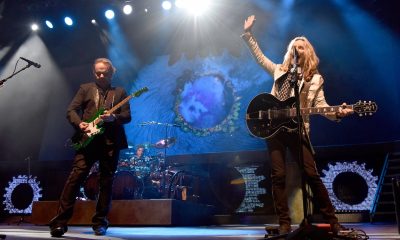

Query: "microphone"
<box><xmin>292</xmin><ymin>47</ymin><xmax>298</xmax><ymax>64</ymax></box>
<box><xmin>20</xmin><ymin>57</ymin><xmax>41</xmax><ymax>68</ymax></box>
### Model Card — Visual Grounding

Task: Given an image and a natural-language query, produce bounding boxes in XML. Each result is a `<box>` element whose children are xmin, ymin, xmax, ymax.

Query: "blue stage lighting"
<box><xmin>45</xmin><ymin>20</ymin><xmax>54</xmax><ymax>29</ymax></box>
<box><xmin>105</xmin><ymin>9</ymin><xmax>115</xmax><ymax>19</ymax></box>
<box><xmin>64</xmin><ymin>17</ymin><xmax>73</xmax><ymax>26</ymax></box>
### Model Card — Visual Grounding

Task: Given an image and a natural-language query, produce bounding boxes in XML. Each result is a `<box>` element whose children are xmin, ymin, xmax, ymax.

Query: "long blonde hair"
<box><xmin>280</xmin><ymin>36</ymin><xmax>319</xmax><ymax>81</ymax></box>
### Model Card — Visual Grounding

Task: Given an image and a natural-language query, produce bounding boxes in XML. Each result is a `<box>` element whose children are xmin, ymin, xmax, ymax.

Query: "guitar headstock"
<box><xmin>353</xmin><ymin>100</ymin><xmax>378</xmax><ymax>116</ymax></box>
<box><xmin>132</xmin><ymin>87</ymin><xmax>149</xmax><ymax>97</ymax></box>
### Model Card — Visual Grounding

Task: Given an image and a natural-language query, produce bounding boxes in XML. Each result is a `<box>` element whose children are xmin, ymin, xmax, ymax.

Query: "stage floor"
<box><xmin>0</xmin><ymin>223</ymin><xmax>398</xmax><ymax>240</ymax></box>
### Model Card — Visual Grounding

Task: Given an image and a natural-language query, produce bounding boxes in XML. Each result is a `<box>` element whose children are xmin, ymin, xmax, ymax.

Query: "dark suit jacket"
<box><xmin>67</xmin><ymin>82</ymin><xmax>131</xmax><ymax>150</ymax></box>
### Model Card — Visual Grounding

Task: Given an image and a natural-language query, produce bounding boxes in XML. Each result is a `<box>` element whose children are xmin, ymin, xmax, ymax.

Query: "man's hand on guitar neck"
<box><xmin>100</xmin><ymin>110</ymin><xmax>116</xmax><ymax>122</ymax></box>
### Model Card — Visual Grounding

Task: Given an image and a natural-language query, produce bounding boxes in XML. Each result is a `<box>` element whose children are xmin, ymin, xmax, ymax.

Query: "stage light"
<box><xmin>31</xmin><ymin>23</ymin><xmax>39</xmax><ymax>31</ymax></box>
<box><xmin>162</xmin><ymin>1</ymin><xmax>172</xmax><ymax>10</ymax></box>
<box><xmin>64</xmin><ymin>17</ymin><xmax>73</xmax><ymax>26</ymax></box>
<box><xmin>45</xmin><ymin>20</ymin><xmax>53</xmax><ymax>29</ymax></box>
<box><xmin>91</xmin><ymin>19</ymin><xmax>97</xmax><ymax>25</ymax></box>
<box><xmin>144</xmin><ymin>8</ymin><xmax>148</xmax><ymax>13</ymax></box>
<box><xmin>123</xmin><ymin>4</ymin><xmax>133</xmax><ymax>15</ymax></box>
<box><xmin>105</xmin><ymin>9</ymin><xmax>115</xmax><ymax>19</ymax></box>
<box><xmin>185</xmin><ymin>0</ymin><xmax>210</xmax><ymax>16</ymax></box>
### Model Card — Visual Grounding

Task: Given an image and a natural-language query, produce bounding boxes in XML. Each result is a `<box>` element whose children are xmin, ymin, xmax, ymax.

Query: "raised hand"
<box><xmin>244</xmin><ymin>15</ymin><xmax>256</xmax><ymax>32</ymax></box>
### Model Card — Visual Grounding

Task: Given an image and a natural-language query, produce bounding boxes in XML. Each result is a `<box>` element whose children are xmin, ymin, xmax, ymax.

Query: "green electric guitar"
<box><xmin>72</xmin><ymin>87</ymin><xmax>148</xmax><ymax>150</ymax></box>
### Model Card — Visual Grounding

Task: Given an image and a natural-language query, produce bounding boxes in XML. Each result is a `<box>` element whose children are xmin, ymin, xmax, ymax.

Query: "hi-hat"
<box><xmin>154</xmin><ymin>137</ymin><xmax>176</xmax><ymax>148</ymax></box>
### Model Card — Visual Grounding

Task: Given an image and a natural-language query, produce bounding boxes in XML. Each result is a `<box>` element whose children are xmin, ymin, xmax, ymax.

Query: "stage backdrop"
<box><xmin>0</xmin><ymin>0</ymin><xmax>397</xmax><ymax>162</ymax></box>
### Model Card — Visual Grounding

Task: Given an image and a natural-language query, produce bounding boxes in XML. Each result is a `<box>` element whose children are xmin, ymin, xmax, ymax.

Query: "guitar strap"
<box><xmin>299</xmin><ymin>80</ymin><xmax>311</xmax><ymax>108</ymax></box>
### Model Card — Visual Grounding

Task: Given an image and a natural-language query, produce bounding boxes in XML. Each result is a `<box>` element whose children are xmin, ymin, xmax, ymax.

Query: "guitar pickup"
<box><xmin>246</xmin><ymin>111</ymin><xmax>268</xmax><ymax>120</ymax></box>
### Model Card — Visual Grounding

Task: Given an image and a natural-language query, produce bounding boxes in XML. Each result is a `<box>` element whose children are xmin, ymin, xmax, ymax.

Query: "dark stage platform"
<box><xmin>0</xmin><ymin>223</ymin><xmax>398</xmax><ymax>240</ymax></box>
<box><xmin>31</xmin><ymin>199</ymin><xmax>215</xmax><ymax>226</ymax></box>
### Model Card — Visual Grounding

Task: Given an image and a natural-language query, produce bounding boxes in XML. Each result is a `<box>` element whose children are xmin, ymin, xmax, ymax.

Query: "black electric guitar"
<box><xmin>72</xmin><ymin>87</ymin><xmax>149</xmax><ymax>150</ymax></box>
<box><xmin>246</xmin><ymin>93</ymin><xmax>377</xmax><ymax>139</ymax></box>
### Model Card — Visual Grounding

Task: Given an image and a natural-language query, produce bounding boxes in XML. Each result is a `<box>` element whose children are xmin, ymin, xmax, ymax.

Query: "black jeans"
<box><xmin>50</xmin><ymin>138</ymin><xmax>119</xmax><ymax>229</ymax></box>
<box><xmin>267</xmin><ymin>132</ymin><xmax>337</xmax><ymax>226</ymax></box>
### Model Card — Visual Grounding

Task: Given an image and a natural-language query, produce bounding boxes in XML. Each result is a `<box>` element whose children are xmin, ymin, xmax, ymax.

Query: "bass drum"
<box><xmin>83</xmin><ymin>172</ymin><xmax>99</xmax><ymax>200</ymax></box>
<box><xmin>83</xmin><ymin>171</ymin><xmax>144</xmax><ymax>200</ymax></box>
<box><xmin>112</xmin><ymin>171</ymin><xmax>144</xmax><ymax>200</ymax></box>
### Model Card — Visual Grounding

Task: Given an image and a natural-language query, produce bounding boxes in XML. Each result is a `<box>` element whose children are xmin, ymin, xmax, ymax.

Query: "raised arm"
<box><xmin>241</xmin><ymin>15</ymin><xmax>277</xmax><ymax>76</ymax></box>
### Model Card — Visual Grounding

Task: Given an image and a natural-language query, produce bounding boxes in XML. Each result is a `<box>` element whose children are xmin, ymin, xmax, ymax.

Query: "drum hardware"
<box><xmin>154</xmin><ymin>137</ymin><xmax>176</xmax><ymax>149</ymax></box>
<box><xmin>81</xmin><ymin>146</ymin><xmax>196</xmax><ymax>201</ymax></box>
<box><xmin>138</xmin><ymin>121</ymin><xmax>179</xmax><ymax>166</ymax></box>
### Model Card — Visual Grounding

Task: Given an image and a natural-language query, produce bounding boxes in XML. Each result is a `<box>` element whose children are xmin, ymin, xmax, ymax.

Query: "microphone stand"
<box><xmin>0</xmin><ymin>63</ymin><xmax>33</xmax><ymax>88</ymax></box>
<box><xmin>286</xmin><ymin>50</ymin><xmax>315</xmax><ymax>238</ymax></box>
<box><xmin>265</xmin><ymin>50</ymin><xmax>311</xmax><ymax>240</ymax></box>
<box><xmin>289</xmin><ymin>50</ymin><xmax>309</xmax><ymax>222</ymax></box>
<box><xmin>14</xmin><ymin>156</ymin><xmax>32</xmax><ymax>225</ymax></box>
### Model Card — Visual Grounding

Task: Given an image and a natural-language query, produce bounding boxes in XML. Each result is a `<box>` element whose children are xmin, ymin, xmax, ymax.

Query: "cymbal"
<box><xmin>154</xmin><ymin>137</ymin><xmax>176</xmax><ymax>149</ymax></box>
<box><xmin>137</xmin><ymin>143</ymin><xmax>153</xmax><ymax>149</ymax></box>
<box><xmin>120</xmin><ymin>150</ymin><xmax>135</xmax><ymax>156</ymax></box>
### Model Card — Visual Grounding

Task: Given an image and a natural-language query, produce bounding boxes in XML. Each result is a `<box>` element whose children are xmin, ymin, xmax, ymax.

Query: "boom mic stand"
<box><xmin>0</xmin><ymin>60</ymin><xmax>35</xmax><ymax>88</ymax></box>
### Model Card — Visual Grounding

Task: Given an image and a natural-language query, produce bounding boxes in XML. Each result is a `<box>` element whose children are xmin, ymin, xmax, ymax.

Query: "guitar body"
<box><xmin>72</xmin><ymin>108</ymin><xmax>105</xmax><ymax>150</ymax></box>
<box><xmin>246</xmin><ymin>93</ymin><xmax>298</xmax><ymax>139</ymax></box>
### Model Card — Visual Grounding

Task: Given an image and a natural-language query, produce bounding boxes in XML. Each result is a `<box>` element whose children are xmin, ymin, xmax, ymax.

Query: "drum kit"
<box><xmin>81</xmin><ymin>136</ymin><xmax>180</xmax><ymax>201</ymax></box>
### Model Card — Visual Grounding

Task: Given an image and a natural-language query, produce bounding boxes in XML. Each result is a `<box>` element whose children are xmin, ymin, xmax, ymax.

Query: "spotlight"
<box><xmin>105</xmin><ymin>9</ymin><xmax>115</xmax><ymax>19</ymax></box>
<box><xmin>123</xmin><ymin>4</ymin><xmax>133</xmax><ymax>15</ymax></box>
<box><xmin>31</xmin><ymin>23</ymin><xmax>39</xmax><ymax>31</ymax></box>
<box><xmin>185</xmin><ymin>0</ymin><xmax>210</xmax><ymax>16</ymax></box>
<box><xmin>64</xmin><ymin>16</ymin><xmax>73</xmax><ymax>26</ymax></box>
<box><xmin>45</xmin><ymin>20</ymin><xmax>53</xmax><ymax>29</ymax></box>
<box><xmin>91</xmin><ymin>19</ymin><xmax>97</xmax><ymax>25</ymax></box>
<box><xmin>162</xmin><ymin>1</ymin><xmax>172</xmax><ymax>10</ymax></box>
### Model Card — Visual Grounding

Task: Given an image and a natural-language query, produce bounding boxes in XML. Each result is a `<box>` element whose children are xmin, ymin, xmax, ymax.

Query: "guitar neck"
<box><xmin>300</xmin><ymin>105</ymin><xmax>354</xmax><ymax>116</ymax></box>
<box><xmin>91</xmin><ymin>95</ymin><xmax>133</xmax><ymax>125</ymax></box>
<box><xmin>107</xmin><ymin>95</ymin><xmax>133</xmax><ymax>115</ymax></box>
<box><xmin>266</xmin><ymin>105</ymin><xmax>354</xmax><ymax>119</ymax></box>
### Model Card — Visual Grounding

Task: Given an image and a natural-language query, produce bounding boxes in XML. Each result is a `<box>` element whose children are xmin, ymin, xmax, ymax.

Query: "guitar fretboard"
<box><xmin>267</xmin><ymin>105</ymin><xmax>354</xmax><ymax>119</ymax></box>
<box><xmin>108</xmin><ymin>95</ymin><xmax>133</xmax><ymax>115</ymax></box>
<box><xmin>92</xmin><ymin>89</ymin><xmax>147</xmax><ymax>125</ymax></box>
